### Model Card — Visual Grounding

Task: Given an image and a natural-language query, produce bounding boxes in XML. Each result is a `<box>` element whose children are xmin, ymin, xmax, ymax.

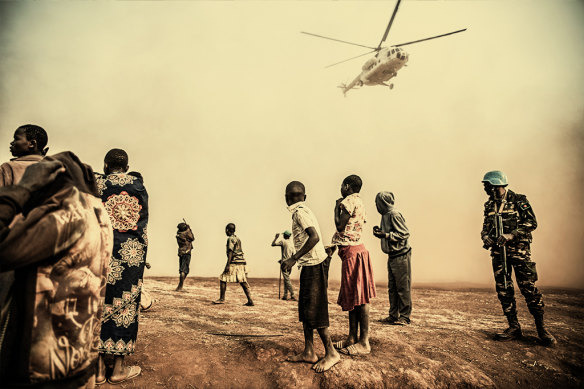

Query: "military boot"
<box><xmin>534</xmin><ymin>313</ymin><xmax>557</xmax><ymax>346</ymax></box>
<box><xmin>495</xmin><ymin>314</ymin><xmax>522</xmax><ymax>341</ymax></box>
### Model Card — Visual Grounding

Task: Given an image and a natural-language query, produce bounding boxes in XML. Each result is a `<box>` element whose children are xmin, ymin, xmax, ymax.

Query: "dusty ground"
<box><xmin>99</xmin><ymin>277</ymin><xmax>584</xmax><ymax>389</ymax></box>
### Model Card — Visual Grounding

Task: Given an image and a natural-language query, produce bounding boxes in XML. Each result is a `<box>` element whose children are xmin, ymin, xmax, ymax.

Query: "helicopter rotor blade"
<box><xmin>393</xmin><ymin>28</ymin><xmax>467</xmax><ymax>47</ymax></box>
<box><xmin>377</xmin><ymin>0</ymin><xmax>402</xmax><ymax>50</ymax></box>
<box><xmin>325</xmin><ymin>49</ymin><xmax>377</xmax><ymax>68</ymax></box>
<box><xmin>301</xmin><ymin>31</ymin><xmax>377</xmax><ymax>50</ymax></box>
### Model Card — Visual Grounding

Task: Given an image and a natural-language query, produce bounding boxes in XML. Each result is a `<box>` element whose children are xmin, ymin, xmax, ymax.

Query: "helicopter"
<box><xmin>302</xmin><ymin>0</ymin><xmax>466</xmax><ymax>96</ymax></box>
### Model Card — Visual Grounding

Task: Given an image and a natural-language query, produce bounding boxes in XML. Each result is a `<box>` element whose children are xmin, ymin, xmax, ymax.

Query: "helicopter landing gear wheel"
<box><xmin>389</xmin><ymin>83</ymin><xmax>394</xmax><ymax>90</ymax></box>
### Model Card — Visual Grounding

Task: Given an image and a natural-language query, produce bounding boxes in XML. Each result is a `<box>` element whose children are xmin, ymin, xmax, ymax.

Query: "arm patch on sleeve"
<box><xmin>520</xmin><ymin>202</ymin><xmax>531</xmax><ymax>210</ymax></box>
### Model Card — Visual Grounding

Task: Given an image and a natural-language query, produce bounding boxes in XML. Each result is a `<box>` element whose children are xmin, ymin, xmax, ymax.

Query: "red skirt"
<box><xmin>337</xmin><ymin>244</ymin><xmax>376</xmax><ymax>311</ymax></box>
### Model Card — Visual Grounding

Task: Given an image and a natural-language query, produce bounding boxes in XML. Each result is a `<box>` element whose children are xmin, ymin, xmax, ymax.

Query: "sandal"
<box><xmin>107</xmin><ymin>365</ymin><xmax>141</xmax><ymax>385</ymax></box>
<box><xmin>339</xmin><ymin>344</ymin><xmax>370</xmax><ymax>356</ymax></box>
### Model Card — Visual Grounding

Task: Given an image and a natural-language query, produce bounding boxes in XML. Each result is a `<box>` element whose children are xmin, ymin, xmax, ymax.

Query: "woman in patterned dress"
<box><xmin>95</xmin><ymin>149</ymin><xmax>148</xmax><ymax>385</ymax></box>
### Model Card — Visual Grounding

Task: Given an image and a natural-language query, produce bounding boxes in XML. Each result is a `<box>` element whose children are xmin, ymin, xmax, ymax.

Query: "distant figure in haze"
<box><xmin>213</xmin><ymin>223</ymin><xmax>254</xmax><ymax>306</ymax></box>
<box><xmin>272</xmin><ymin>230</ymin><xmax>296</xmax><ymax>300</ymax></box>
<box><xmin>176</xmin><ymin>221</ymin><xmax>195</xmax><ymax>291</ymax></box>
<box><xmin>481</xmin><ymin>171</ymin><xmax>556</xmax><ymax>346</ymax></box>
<box><xmin>96</xmin><ymin>149</ymin><xmax>149</xmax><ymax>384</ymax></box>
<box><xmin>374</xmin><ymin>191</ymin><xmax>412</xmax><ymax>325</ymax></box>
<box><xmin>331</xmin><ymin>175</ymin><xmax>376</xmax><ymax>356</ymax></box>
<box><xmin>281</xmin><ymin>181</ymin><xmax>340</xmax><ymax>373</ymax></box>
<box><xmin>0</xmin><ymin>124</ymin><xmax>49</xmax><ymax>353</ymax></box>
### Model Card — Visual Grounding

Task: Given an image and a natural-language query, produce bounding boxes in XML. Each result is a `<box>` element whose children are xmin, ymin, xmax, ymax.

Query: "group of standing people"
<box><xmin>274</xmin><ymin>175</ymin><xmax>413</xmax><ymax>372</ymax></box>
<box><xmin>0</xmin><ymin>125</ymin><xmax>151</xmax><ymax>387</ymax></box>
<box><xmin>0</xmin><ymin>124</ymin><xmax>557</xmax><ymax>388</ymax></box>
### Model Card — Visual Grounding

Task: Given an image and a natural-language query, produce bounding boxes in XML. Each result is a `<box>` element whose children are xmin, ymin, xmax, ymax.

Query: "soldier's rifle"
<box><xmin>494</xmin><ymin>201</ymin><xmax>508</xmax><ymax>288</ymax></box>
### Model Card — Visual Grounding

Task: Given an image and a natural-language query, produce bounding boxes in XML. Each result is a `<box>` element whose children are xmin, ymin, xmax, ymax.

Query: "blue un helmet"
<box><xmin>482</xmin><ymin>170</ymin><xmax>508</xmax><ymax>186</ymax></box>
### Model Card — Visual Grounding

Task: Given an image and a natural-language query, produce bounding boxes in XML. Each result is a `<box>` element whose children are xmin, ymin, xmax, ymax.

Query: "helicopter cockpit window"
<box><xmin>391</xmin><ymin>49</ymin><xmax>395</xmax><ymax>54</ymax></box>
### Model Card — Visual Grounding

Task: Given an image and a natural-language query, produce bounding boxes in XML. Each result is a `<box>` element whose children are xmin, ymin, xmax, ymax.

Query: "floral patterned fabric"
<box><xmin>96</xmin><ymin>172</ymin><xmax>148</xmax><ymax>355</ymax></box>
<box><xmin>332</xmin><ymin>193</ymin><xmax>366</xmax><ymax>246</ymax></box>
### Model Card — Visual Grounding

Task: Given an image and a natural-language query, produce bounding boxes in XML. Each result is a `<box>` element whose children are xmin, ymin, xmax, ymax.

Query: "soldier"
<box><xmin>480</xmin><ymin>170</ymin><xmax>556</xmax><ymax>346</ymax></box>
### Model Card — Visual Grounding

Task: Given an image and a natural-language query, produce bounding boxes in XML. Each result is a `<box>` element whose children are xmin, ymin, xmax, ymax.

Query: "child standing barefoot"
<box><xmin>332</xmin><ymin>175</ymin><xmax>376</xmax><ymax>356</ymax></box>
<box><xmin>282</xmin><ymin>181</ymin><xmax>340</xmax><ymax>373</ymax></box>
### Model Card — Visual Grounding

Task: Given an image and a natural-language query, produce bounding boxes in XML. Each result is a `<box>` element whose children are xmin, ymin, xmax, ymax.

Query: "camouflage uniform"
<box><xmin>481</xmin><ymin>189</ymin><xmax>544</xmax><ymax>316</ymax></box>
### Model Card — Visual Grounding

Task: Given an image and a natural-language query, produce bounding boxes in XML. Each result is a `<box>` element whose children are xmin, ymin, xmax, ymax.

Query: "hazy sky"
<box><xmin>1</xmin><ymin>1</ymin><xmax>583</xmax><ymax>287</ymax></box>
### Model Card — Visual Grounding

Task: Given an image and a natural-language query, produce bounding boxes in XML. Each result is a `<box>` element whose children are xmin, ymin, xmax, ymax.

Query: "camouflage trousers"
<box><xmin>491</xmin><ymin>243</ymin><xmax>544</xmax><ymax>317</ymax></box>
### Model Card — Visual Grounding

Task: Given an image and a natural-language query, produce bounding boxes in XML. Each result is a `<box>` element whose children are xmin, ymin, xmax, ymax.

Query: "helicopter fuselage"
<box><xmin>340</xmin><ymin>47</ymin><xmax>409</xmax><ymax>95</ymax></box>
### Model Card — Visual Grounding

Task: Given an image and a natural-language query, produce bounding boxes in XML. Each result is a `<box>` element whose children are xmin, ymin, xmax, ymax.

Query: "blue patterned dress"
<box><xmin>95</xmin><ymin>172</ymin><xmax>149</xmax><ymax>355</ymax></box>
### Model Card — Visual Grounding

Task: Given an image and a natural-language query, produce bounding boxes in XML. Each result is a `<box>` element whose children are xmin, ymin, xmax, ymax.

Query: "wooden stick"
<box><xmin>208</xmin><ymin>332</ymin><xmax>283</xmax><ymax>337</ymax></box>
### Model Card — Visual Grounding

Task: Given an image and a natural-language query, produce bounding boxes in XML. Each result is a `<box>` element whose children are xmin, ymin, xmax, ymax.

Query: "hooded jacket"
<box><xmin>375</xmin><ymin>192</ymin><xmax>410</xmax><ymax>257</ymax></box>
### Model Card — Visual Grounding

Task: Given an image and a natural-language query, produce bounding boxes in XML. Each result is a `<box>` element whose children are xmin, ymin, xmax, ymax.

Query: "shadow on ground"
<box><xmin>99</xmin><ymin>277</ymin><xmax>584</xmax><ymax>389</ymax></box>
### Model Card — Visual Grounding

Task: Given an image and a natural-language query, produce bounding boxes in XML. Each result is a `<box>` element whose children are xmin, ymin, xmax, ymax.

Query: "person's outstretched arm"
<box><xmin>271</xmin><ymin>233</ymin><xmax>280</xmax><ymax>247</ymax></box>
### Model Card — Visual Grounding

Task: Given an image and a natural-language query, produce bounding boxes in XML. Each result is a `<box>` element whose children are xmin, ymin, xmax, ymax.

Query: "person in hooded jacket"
<box><xmin>373</xmin><ymin>191</ymin><xmax>412</xmax><ymax>325</ymax></box>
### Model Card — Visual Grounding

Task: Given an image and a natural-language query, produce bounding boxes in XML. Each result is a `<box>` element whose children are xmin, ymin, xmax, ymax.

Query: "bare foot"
<box><xmin>244</xmin><ymin>301</ymin><xmax>255</xmax><ymax>306</ymax></box>
<box><xmin>108</xmin><ymin>365</ymin><xmax>141</xmax><ymax>384</ymax></box>
<box><xmin>212</xmin><ymin>299</ymin><xmax>225</xmax><ymax>304</ymax></box>
<box><xmin>96</xmin><ymin>373</ymin><xmax>106</xmax><ymax>385</ymax></box>
<box><xmin>312</xmin><ymin>351</ymin><xmax>341</xmax><ymax>372</ymax></box>
<box><xmin>96</xmin><ymin>357</ymin><xmax>106</xmax><ymax>385</ymax></box>
<box><xmin>287</xmin><ymin>350</ymin><xmax>318</xmax><ymax>363</ymax></box>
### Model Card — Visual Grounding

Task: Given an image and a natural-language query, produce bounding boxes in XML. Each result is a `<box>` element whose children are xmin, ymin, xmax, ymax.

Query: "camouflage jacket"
<box><xmin>481</xmin><ymin>189</ymin><xmax>537</xmax><ymax>249</ymax></box>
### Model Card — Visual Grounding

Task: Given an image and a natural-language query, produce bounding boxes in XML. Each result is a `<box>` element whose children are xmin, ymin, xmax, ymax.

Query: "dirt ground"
<box><xmin>99</xmin><ymin>277</ymin><xmax>584</xmax><ymax>389</ymax></box>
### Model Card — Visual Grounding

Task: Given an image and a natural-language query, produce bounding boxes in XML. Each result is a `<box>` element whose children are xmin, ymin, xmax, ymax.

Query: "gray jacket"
<box><xmin>375</xmin><ymin>191</ymin><xmax>410</xmax><ymax>257</ymax></box>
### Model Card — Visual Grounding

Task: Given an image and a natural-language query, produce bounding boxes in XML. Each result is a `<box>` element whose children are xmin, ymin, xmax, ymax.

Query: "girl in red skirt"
<box><xmin>332</xmin><ymin>175</ymin><xmax>376</xmax><ymax>356</ymax></box>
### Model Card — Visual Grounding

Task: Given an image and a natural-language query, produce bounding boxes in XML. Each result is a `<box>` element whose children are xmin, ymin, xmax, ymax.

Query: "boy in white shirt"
<box><xmin>281</xmin><ymin>181</ymin><xmax>340</xmax><ymax>373</ymax></box>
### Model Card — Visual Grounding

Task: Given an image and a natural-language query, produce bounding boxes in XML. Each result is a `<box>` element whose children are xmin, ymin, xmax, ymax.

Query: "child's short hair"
<box><xmin>226</xmin><ymin>223</ymin><xmax>236</xmax><ymax>232</ymax></box>
<box><xmin>343</xmin><ymin>175</ymin><xmax>362</xmax><ymax>193</ymax></box>
<box><xmin>18</xmin><ymin>124</ymin><xmax>48</xmax><ymax>151</ymax></box>
<box><xmin>104</xmin><ymin>148</ymin><xmax>128</xmax><ymax>170</ymax></box>
<box><xmin>177</xmin><ymin>222</ymin><xmax>188</xmax><ymax>231</ymax></box>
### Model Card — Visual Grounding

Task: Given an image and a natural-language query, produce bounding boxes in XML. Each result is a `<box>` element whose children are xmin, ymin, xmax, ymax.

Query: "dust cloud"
<box><xmin>1</xmin><ymin>1</ymin><xmax>582</xmax><ymax>288</ymax></box>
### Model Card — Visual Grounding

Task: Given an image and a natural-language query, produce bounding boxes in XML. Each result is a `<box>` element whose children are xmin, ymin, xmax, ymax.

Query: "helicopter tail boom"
<box><xmin>338</xmin><ymin>75</ymin><xmax>363</xmax><ymax>96</ymax></box>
